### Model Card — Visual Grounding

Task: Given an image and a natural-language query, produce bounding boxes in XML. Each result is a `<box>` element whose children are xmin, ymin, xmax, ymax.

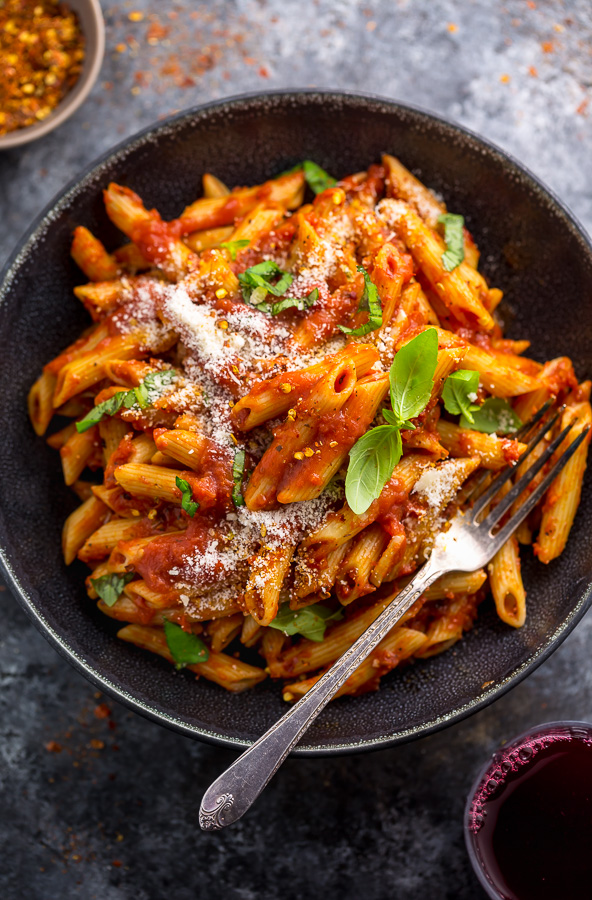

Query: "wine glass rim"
<box><xmin>464</xmin><ymin>719</ymin><xmax>592</xmax><ymax>899</ymax></box>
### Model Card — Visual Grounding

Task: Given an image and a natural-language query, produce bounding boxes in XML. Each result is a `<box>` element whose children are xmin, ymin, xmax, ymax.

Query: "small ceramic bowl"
<box><xmin>0</xmin><ymin>0</ymin><xmax>104</xmax><ymax>151</ymax></box>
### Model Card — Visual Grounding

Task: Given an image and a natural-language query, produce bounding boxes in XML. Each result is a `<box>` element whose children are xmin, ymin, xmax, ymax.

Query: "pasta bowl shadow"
<box><xmin>1</xmin><ymin>90</ymin><xmax>591</xmax><ymax>754</ymax></box>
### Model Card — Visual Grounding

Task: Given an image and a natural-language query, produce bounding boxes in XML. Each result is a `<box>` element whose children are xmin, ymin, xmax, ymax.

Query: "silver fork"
<box><xmin>199</xmin><ymin>404</ymin><xmax>590</xmax><ymax>831</ymax></box>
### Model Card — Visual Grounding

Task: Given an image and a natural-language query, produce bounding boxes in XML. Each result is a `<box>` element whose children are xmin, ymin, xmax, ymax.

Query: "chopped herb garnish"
<box><xmin>238</xmin><ymin>260</ymin><xmax>293</xmax><ymax>308</ymax></box>
<box><xmin>267</xmin><ymin>287</ymin><xmax>319</xmax><ymax>316</ymax></box>
<box><xmin>278</xmin><ymin>160</ymin><xmax>336</xmax><ymax>194</ymax></box>
<box><xmin>163</xmin><ymin>618</ymin><xmax>209</xmax><ymax>669</ymax></box>
<box><xmin>91</xmin><ymin>572</ymin><xmax>135</xmax><ymax>608</ymax></box>
<box><xmin>460</xmin><ymin>397</ymin><xmax>521</xmax><ymax>434</ymax></box>
<box><xmin>442</xmin><ymin>369</ymin><xmax>480</xmax><ymax>424</ymax></box>
<box><xmin>339</xmin><ymin>265</ymin><xmax>382</xmax><ymax>336</ymax></box>
<box><xmin>302</xmin><ymin>160</ymin><xmax>337</xmax><ymax>195</ymax></box>
<box><xmin>345</xmin><ymin>329</ymin><xmax>438</xmax><ymax>515</ymax></box>
<box><xmin>438</xmin><ymin>213</ymin><xmax>465</xmax><ymax>272</ymax></box>
<box><xmin>220</xmin><ymin>239</ymin><xmax>251</xmax><ymax>260</ymax></box>
<box><xmin>268</xmin><ymin>602</ymin><xmax>343</xmax><ymax>642</ymax></box>
<box><xmin>76</xmin><ymin>368</ymin><xmax>176</xmax><ymax>433</ymax></box>
<box><xmin>76</xmin><ymin>392</ymin><xmax>126</xmax><ymax>433</ymax></box>
<box><xmin>231</xmin><ymin>449</ymin><xmax>246</xmax><ymax>507</ymax></box>
<box><xmin>175</xmin><ymin>476</ymin><xmax>199</xmax><ymax>517</ymax></box>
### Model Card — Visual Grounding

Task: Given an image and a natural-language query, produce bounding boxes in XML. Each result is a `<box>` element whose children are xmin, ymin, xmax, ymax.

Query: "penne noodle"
<box><xmin>62</xmin><ymin>496</ymin><xmax>109</xmax><ymax>565</ymax></box>
<box><xmin>60</xmin><ymin>426</ymin><xmax>100</xmax><ymax>485</ymax></box>
<box><xmin>244</xmin><ymin>543</ymin><xmax>296</xmax><ymax>626</ymax></box>
<box><xmin>436</xmin><ymin>420</ymin><xmax>526</xmax><ymax>469</ymax></box>
<box><xmin>71</xmin><ymin>226</ymin><xmax>119</xmax><ymax>282</ymax></box>
<box><xmin>488</xmin><ymin>535</ymin><xmax>526</xmax><ymax>628</ymax></box>
<box><xmin>534</xmin><ymin>401</ymin><xmax>592</xmax><ymax>564</ymax></box>
<box><xmin>28</xmin><ymin>370</ymin><xmax>57</xmax><ymax>436</ymax></box>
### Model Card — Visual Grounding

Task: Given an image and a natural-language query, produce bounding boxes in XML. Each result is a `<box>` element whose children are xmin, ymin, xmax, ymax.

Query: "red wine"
<box><xmin>467</xmin><ymin>724</ymin><xmax>592</xmax><ymax>900</ymax></box>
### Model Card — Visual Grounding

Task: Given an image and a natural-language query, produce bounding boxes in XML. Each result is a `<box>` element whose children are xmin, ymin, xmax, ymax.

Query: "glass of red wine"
<box><xmin>465</xmin><ymin>721</ymin><xmax>592</xmax><ymax>900</ymax></box>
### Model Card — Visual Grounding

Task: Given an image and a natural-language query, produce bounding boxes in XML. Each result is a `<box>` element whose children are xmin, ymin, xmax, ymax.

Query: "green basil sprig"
<box><xmin>163</xmin><ymin>619</ymin><xmax>209</xmax><ymax>669</ymax></box>
<box><xmin>231</xmin><ymin>449</ymin><xmax>246</xmax><ymax>507</ymax></box>
<box><xmin>220</xmin><ymin>239</ymin><xmax>250</xmax><ymax>260</ymax></box>
<box><xmin>345</xmin><ymin>329</ymin><xmax>438</xmax><ymax>515</ymax></box>
<box><xmin>175</xmin><ymin>476</ymin><xmax>199</xmax><ymax>517</ymax></box>
<box><xmin>281</xmin><ymin>160</ymin><xmax>337</xmax><ymax>195</ymax></box>
<box><xmin>268</xmin><ymin>602</ymin><xmax>343</xmax><ymax>643</ymax></box>
<box><xmin>91</xmin><ymin>572</ymin><xmax>135</xmax><ymax>607</ymax></box>
<box><xmin>438</xmin><ymin>213</ymin><xmax>465</xmax><ymax>271</ymax></box>
<box><xmin>442</xmin><ymin>369</ymin><xmax>480</xmax><ymax>424</ymax></box>
<box><xmin>76</xmin><ymin>369</ymin><xmax>176</xmax><ymax>433</ymax></box>
<box><xmin>339</xmin><ymin>265</ymin><xmax>382</xmax><ymax>337</ymax></box>
<box><xmin>302</xmin><ymin>160</ymin><xmax>337</xmax><ymax>195</ymax></box>
<box><xmin>460</xmin><ymin>397</ymin><xmax>521</xmax><ymax>434</ymax></box>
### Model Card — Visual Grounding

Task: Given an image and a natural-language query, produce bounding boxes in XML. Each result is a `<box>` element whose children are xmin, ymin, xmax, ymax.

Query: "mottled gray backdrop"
<box><xmin>1</xmin><ymin>2</ymin><xmax>591</xmax><ymax>898</ymax></box>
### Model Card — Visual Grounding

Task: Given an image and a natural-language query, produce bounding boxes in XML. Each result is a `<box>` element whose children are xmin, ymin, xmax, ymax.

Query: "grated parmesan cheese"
<box><xmin>412</xmin><ymin>461</ymin><xmax>463</xmax><ymax>511</ymax></box>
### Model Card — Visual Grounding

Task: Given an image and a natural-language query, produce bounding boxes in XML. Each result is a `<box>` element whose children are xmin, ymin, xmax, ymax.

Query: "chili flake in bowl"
<box><xmin>0</xmin><ymin>0</ymin><xmax>104</xmax><ymax>149</ymax></box>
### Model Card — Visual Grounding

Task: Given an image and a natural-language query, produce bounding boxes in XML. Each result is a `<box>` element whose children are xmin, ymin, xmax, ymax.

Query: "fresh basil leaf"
<box><xmin>460</xmin><ymin>397</ymin><xmax>522</xmax><ymax>434</ymax></box>
<box><xmin>176</xmin><ymin>476</ymin><xmax>199</xmax><ymax>517</ymax></box>
<box><xmin>133</xmin><ymin>383</ymin><xmax>150</xmax><ymax>409</ymax></box>
<box><xmin>345</xmin><ymin>425</ymin><xmax>402</xmax><ymax>515</ymax></box>
<box><xmin>76</xmin><ymin>368</ymin><xmax>177</xmax><ymax>432</ymax></box>
<box><xmin>163</xmin><ymin>619</ymin><xmax>209</xmax><ymax>669</ymax></box>
<box><xmin>142</xmin><ymin>368</ymin><xmax>176</xmax><ymax>394</ymax></box>
<box><xmin>442</xmin><ymin>369</ymin><xmax>480</xmax><ymax>423</ymax></box>
<box><xmin>339</xmin><ymin>265</ymin><xmax>382</xmax><ymax>337</ymax></box>
<box><xmin>76</xmin><ymin>391</ymin><xmax>126</xmax><ymax>432</ymax></box>
<box><xmin>268</xmin><ymin>602</ymin><xmax>343</xmax><ymax>643</ymax></box>
<box><xmin>302</xmin><ymin>160</ymin><xmax>337</xmax><ymax>195</ymax></box>
<box><xmin>382</xmin><ymin>408</ymin><xmax>398</xmax><ymax>426</ymax></box>
<box><xmin>91</xmin><ymin>572</ymin><xmax>135</xmax><ymax>608</ymax></box>
<box><xmin>269</xmin><ymin>287</ymin><xmax>318</xmax><ymax>315</ymax></box>
<box><xmin>390</xmin><ymin>328</ymin><xmax>438</xmax><ymax>425</ymax></box>
<box><xmin>238</xmin><ymin>260</ymin><xmax>294</xmax><ymax>305</ymax></box>
<box><xmin>438</xmin><ymin>213</ymin><xmax>465</xmax><ymax>272</ymax></box>
<box><xmin>232</xmin><ymin>449</ymin><xmax>246</xmax><ymax>507</ymax></box>
<box><xmin>220</xmin><ymin>239</ymin><xmax>250</xmax><ymax>260</ymax></box>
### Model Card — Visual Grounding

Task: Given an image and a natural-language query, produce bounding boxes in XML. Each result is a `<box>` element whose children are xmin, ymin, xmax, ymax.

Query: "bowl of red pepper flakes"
<box><xmin>0</xmin><ymin>0</ymin><xmax>104</xmax><ymax>149</ymax></box>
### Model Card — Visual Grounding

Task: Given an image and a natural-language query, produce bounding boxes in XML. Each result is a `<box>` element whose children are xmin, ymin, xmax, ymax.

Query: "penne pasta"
<box><xmin>29</xmin><ymin>157</ymin><xmax>588</xmax><ymax>702</ymax></box>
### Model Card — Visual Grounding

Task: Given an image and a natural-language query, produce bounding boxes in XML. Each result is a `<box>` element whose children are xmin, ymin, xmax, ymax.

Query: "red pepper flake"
<box><xmin>527</xmin><ymin>0</ymin><xmax>536</xmax><ymax>7</ymax></box>
<box><xmin>258</xmin><ymin>65</ymin><xmax>269</xmax><ymax>78</ymax></box>
<box><xmin>94</xmin><ymin>703</ymin><xmax>111</xmax><ymax>719</ymax></box>
<box><xmin>528</xmin><ymin>65</ymin><xmax>538</xmax><ymax>77</ymax></box>
<box><xmin>147</xmin><ymin>23</ymin><xmax>169</xmax><ymax>44</ymax></box>
<box><xmin>577</xmin><ymin>98</ymin><xmax>589</xmax><ymax>116</ymax></box>
<box><xmin>112</xmin><ymin>860</ymin><xmax>122</xmax><ymax>868</ymax></box>
<box><xmin>0</xmin><ymin>0</ymin><xmax>86</xmax><ymax>136</ymax></box>
<box><xmin>89</xmin><ymin>739</ymin><xmax>105</xmax><ymax>750</ymax></box>
<box><xmin>44</xmin><ymin>740</ymin><xmax>62</xmax><ymax>753</ymax></box>
<box><xmin>541</xmin><ymin>41</ymin><xmax>555</xmax><ymax>53</ymax></box>
<box><xmin>243</xmin><ymin>56</ymin><xmax>256</xmax><ymax>65</ymax></box>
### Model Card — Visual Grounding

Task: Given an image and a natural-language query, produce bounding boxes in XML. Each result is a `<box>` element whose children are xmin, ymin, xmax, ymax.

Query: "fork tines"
<box><xmin>467</xmin><ymin>400</ymin><xmax>590</xmax><ymax>544</ymax></box>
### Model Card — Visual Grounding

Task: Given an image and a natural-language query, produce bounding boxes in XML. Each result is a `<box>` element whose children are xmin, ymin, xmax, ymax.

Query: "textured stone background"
<box><xmin>1</xmin><ymin>1</ymin><xmax>591</xmax><ymax>898</ymax></box>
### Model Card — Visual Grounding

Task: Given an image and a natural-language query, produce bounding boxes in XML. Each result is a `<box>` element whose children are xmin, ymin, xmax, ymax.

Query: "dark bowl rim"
<box><xmin>2</xmin><ymin>87</ymin><xmax>592</xmax><ymax>757</ymax></box>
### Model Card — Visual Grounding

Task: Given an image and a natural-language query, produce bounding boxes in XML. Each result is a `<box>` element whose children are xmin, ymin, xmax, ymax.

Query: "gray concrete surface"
<box><xmin>1</xmin><ymin>2</ymin><xmax>591</xmax><ymax>898</ymax></box>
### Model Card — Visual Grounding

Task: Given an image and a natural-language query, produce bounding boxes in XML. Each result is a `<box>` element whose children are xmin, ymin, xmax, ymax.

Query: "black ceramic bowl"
<box><xmin>2</xmin><ymin>90</ymin><xmax>591</xmax><ymax>755</ymax></box>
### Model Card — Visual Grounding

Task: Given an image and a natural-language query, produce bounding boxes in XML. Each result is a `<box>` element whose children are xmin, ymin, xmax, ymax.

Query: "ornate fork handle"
<box><xmin>199</xmin><ymin>555</ymin><xmax>444</xmax><ymax>830</ymax></box>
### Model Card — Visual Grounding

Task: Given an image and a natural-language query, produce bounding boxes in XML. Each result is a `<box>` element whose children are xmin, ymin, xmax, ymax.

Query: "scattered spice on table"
<box><xmin>0</xmin><ymin>0</ymin><xmax>85</xmax><ymax>136</ymax></box>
